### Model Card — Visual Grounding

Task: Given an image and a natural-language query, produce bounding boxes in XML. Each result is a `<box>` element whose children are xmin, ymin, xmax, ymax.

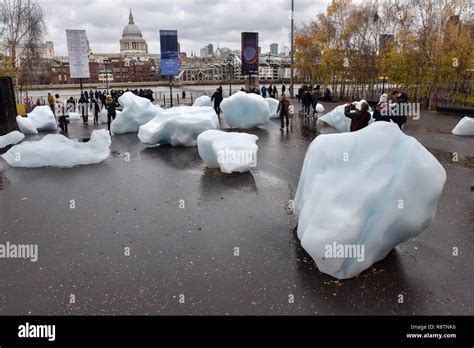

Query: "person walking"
<box><xmin>105</xmin><ymin>95</ymin><xmax>116</xmax><ymax>132</ymax></box>
<box><xmin>281</xmin><ymin>83</ymin><xmax>286</xmax><ymax>95</ymax></box>
<box><xmin>47</xmin><ymin>93</ymin><xmax>56</xmax><ymax>115</ymax></box>
<box><xmin>273</xmin><ymin>85</ymin><xmax>278</xmax><ymax>99</ymax></box>
<box><xmin>277</xmin><ymin>94</ymin><xmax>290</xmax><ymax>130</ymax></box>
<box><xmin>261</xmin><ymin>84</ymin><xmax>267</xmax><ymax>98</ymax></box>
<box><xmin>344</xmin><ymin>100</ymin><xmax>371</xmax><ymax>132</ymax></box>
<box><xmin>211</xmin><ymin>88</ymin><xmax>223</xmax><ymax>116</ymax></box>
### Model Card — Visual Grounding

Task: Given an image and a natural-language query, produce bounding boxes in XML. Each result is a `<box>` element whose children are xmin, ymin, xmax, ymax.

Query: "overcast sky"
<box><xmin>38</xmin><ymin>0</ymin><xmax>330</xmax><ymax>56</ymax></box>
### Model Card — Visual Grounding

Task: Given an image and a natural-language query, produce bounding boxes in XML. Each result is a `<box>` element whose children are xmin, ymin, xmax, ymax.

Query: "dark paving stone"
<box><xmin>0</xmin><ymin>100</ymin><xmax>472</xmax><ymax>315</ymax></box>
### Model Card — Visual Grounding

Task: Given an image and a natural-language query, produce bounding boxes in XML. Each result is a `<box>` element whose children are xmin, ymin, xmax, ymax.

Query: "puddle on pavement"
<box><xmin>427</xmin><ymin>148</ymin><xmax>474</xmax><ymax>169</ymax></box>
<box><xmin>405</xmin><ymin>124</ymin><xmax>453</xmax><ymax>135</ymax></box>
<box><xmin>0</xmin><ymin>172</ymin><xmax>9</xmax><ymax>190</ymax></box>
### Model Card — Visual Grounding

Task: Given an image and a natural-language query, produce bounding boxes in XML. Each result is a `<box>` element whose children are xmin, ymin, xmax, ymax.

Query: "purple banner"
<box><xmin>241</xmin><ymin>32</ymin><xmax>259</xmax><ymax>75</ymax></box>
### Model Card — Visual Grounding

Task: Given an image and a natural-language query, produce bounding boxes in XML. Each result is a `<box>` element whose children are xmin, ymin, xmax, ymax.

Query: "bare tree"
<box><xmin>0</xmin><ymin>0</ymin><xmax>46</xmax><ymax>93</ymax></box>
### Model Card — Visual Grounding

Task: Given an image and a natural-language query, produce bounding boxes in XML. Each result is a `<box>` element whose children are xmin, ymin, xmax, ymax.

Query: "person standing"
<box><xmin>373</xmin><ymin>93</ymin><xmax>390</xmax><ymax>122</ymax></box>
<box><xmin>211</xmin><ymin>88</ymin><xmax>223</xmax><ymax>116</ymax></box>
<box><xmin>55</xmin><ymin>94</ymin><xmax>68</xmax><ymax>133</ymax></box>
<box><xmin>277</xmin><ymin>94</ymin><xmax>290</xmax><ymax>130</ymax></box>
<box><xmin>281</xmin><ymin>83</ymin><xmax>286</xmax><ymax>95</ymax></box>
<box><xmin>273</xmin><ymin>85</ymin><xmax>278</xmax><ymax>99</ymax></box>
<box><xmin>261</xmin><ymin>85</ymin><xmax>267</xmax><ymax>98</ymax></box>
<box><xmin>79</xmin><ymin>93</ymin><xmax>88</xmax><ymax>125</ymax></box>
<box><xmin>67</xmin><ymin>97</ymin><xmax>76</xmax><ymax>112</ymax></box>
<box><xmin>105</xmin><ymin>95</ymin><xmax>116</xmax><ymax>132</ymax></box>
<box><xmin>91</xmin><ymin>98</ymin><xmax>100</xmax><ymax>125</ymax></box>
<box><xmin>390</xmin><ymin>91</ymin><xmax>408</xmax><ymax>129</ymax></box>
<box><xmin>311</xmin><ymin>89</ymin><xmax>320</xmax><ymax>116</ymax></box>
<box><xmin>302</xmin><ymin>88</ymin><xmax>312</xmax><ymax>115</ymax></box>
<box><xmin>47</xmin><ymin>93</ymin><xmax>55</xmax><ymax>115</ymax></box>
<box><xmin>344</xmin><ymin>100</ymin><xmax>371</xmax><ymax>132</ymax></box>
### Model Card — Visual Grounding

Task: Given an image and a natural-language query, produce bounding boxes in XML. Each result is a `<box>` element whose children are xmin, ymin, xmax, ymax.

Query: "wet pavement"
<box><xmin>0</xmin><ymin>100</ymin><xmax>472</xmax><ymax>315</ymax></box>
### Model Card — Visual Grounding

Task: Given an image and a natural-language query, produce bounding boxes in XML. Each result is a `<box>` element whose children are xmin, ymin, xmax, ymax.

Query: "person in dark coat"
<box><xmin>91</xmin><ymin>98</ymin><xmax>100</xmax><ymax>125</ymax></box>
<box><xmin>311</xmin><ymin>90</ymin><xmax>320</xmax><ymax>116</ymax></box>
<box><xmin>324</xmin><ymin>88</ymin><xmax>331</xmax><ymax>101</ymax></box>
<box><xmin>78</xmin><ymin>93</ymin><xmax>88</xmax><ymax>125</ymax></box>
<box><xmin>344</xmin><ymin>100</ymin><xmax>371</xmax><ymax>132</ymax></box>
<box><xmin>281</xmin><ymin>83</ymin><xmax>286</xmax><ymax>95</ymax></box>
<box><xmin>273</xmin><ymin>85</ymin><xmax>278</xmax><ymax>99</ymax></box>
<box><xmin>390</xmin><ymin>91</ymin><xmax>408</xmax><ymax>129</ymax></box>
<box><xmin>302</xmin><ymin>89</ymin><xmax>312</xmax><ymax>115</ymax></box>
<box><xmin>297</xmin><ymin>86</ymin><xmax>304</xmax><ymax>102</ymax></box>
<box><xmin>277</xmin><ymin>94</ymin><xmax>290</xmax><ymax>130</ymax></box>
<box><xmin>373</xmin><ymin>93</ymin><xmax>390</xmax><ymax>122</ymax></box>
<box><xmin>211</xmin><ymin>88</ymin><xmax>223</xmax><ymax>116</ymax></box>
<box><xmin>105</xmin><ymin>95</ymin><xmax>116</xmax><ymax>132</ymax></box>
<box><xmin>268</xmin><ymin>84</ymin><xmax>273</xmax><ymax>98</ymax></box>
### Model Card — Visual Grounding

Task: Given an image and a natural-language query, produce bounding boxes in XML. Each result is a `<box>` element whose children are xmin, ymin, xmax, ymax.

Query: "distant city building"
<box><xmin>207</xmin><ymin>44</ymin><xmax>214</xmax><ymax>56</ymax></box>
<box><xmin>120</xmin><ymin>9</ymin><xmax>149</xmax><ymax>56</ymax></box>
<box><xmin>16</xmin><ymin>41</ymin><xmax>54</xmax><ymax>65</ymax></box>
<box><xmin>179</xmin><ymin>52</ymin><xmax>292</xmax><ymax>82</ymax></box>
<box><xmin>270</xmin><ymin>43</ymin><xmax>278</xmax><ymax>55</ymax></box>
<box><xmin>49</xmin><ymin>10</ymin><xmax>160</xmax><ymax>85</ymax></box>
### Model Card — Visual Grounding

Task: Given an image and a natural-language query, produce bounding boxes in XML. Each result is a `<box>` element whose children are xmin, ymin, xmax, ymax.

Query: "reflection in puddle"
<box><xmin>405</xmin><ymin>124</ymin><xmax>452</xmax><ymax>135</ymax></box>
<box><xmin>427</xmin><ymin>148</ymin><xmax>474</xmax><ymax>169</ymax></box>
<box><xmin>0</xmin><ymin>172</ymin><xmax>9</xmax><ymax>190</ymax></box>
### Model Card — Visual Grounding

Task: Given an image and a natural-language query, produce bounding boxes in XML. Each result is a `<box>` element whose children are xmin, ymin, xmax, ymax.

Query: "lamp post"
<box><xmin>290</xmin><ymin>0</ymin><xmax>294</xmax><ymax>97</ymax></box>
<box><xmin>228</xmin><ymin>56</ymin><xmax>234</xmax><ymax>96</ymax></box>
<box><xmin>104</xmin><ymin>58</ymin><xmax>110</xmax><ymax>94</ymax></box>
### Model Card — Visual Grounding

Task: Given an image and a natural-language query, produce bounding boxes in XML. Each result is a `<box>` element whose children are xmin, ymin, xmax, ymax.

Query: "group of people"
<box><xmin>42</xmin><ymin>85</ymin><xmax>409</xmax><ymax>136</ymax></box>
<box><xmin>298</xmin><ymin>85</ymin><xmax>322</xmax><ymax>117</ymax></box>
<box><xmin>344</xmin><ymin>91</ymin><xmax>409</xmax><ymax>132</ymax></box>
<box><xmin>260</xmin><ymin>84</ymin><xmax>286</xmax><ymax>99</ymax></box>
<box><xmin>45</xmin><ymin>89</ymin><xmax>125</xmax><ymax>133</ymax></box>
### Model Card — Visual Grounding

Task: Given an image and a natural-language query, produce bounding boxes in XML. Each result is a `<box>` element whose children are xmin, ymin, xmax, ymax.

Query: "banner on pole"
<box><xmin>241</xmin><ymin>32</ymin><xmax>259</xmax><ymax>75</ymax></box>
<box><xmin>160</xmin><ymin>30</ymin><xmax>180</xmax><ymax>76</ymax></box>
<box><xmin>66</xmin><ymin>30</ymin><xmax>90</xmax><ymax>79</ymax></box>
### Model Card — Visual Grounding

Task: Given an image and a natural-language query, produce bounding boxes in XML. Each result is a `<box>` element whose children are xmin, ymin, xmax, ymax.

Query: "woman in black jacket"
<box><xmin>344</xmin><ymin>101</ymin><xmax>371</xmax><ymax>132</ymax></box>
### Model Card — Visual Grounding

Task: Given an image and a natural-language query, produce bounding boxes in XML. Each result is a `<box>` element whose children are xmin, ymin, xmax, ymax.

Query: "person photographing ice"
<box><xmin>344</xmin><ymin>100</ymin><xmax>371</xmax><ymax>132</ymax></box>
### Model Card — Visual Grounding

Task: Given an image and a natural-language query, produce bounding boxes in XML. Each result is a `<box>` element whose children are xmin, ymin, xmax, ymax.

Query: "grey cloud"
<box><xmin>38</xmin><ymin>0</ymin><xmax>329</xmax><ymax>56</ymax></box>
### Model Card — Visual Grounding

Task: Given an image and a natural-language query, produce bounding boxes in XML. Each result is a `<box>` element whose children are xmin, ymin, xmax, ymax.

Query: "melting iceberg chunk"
<box><xmin>294</xmin><ymin>122</ymin><xmax>446</xmax><ymax>279</ymax></box>
<box><xmin>197</xmin><ymin>129</ymin><xmax>258</xmax><ymax>174</ymax></box>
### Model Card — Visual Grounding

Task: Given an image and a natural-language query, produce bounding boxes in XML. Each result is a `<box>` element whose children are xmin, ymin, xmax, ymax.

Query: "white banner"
<box><xmin>66</xmin><ymin>29</ymin><xmax>90</xmax><ymax>79</ymax></box>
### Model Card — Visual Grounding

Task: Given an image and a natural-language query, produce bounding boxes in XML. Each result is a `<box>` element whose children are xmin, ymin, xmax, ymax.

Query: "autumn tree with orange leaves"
<box><xmin>295</xmin><ymin>0</ymin><xmax>474</xmax><ymax>108</ymax></box>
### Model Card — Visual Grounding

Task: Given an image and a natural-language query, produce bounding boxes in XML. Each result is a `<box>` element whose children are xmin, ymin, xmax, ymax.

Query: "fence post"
<box><xmin>191</xmin><ymin>94</ymin><xmax>193</xmax><ymax>105</ymax></box>
<box><xmin>163</xmin><ymin>95</ymin><xmax>166</xmax><ymax>108</ymax></box>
